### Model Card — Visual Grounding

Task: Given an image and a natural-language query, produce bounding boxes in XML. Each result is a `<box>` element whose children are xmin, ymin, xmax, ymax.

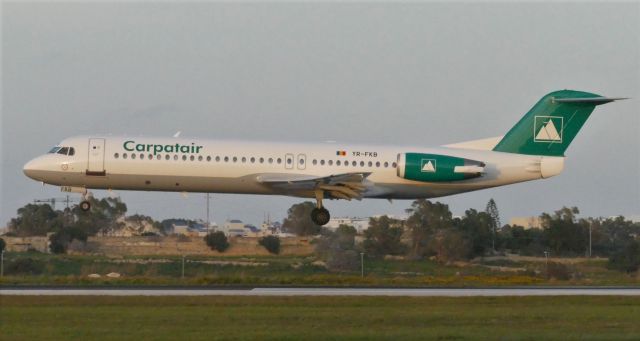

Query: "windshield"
<box><xmin>48</xmin><ymin>146</ymin><xmax>75</xmax><ymax>155</ymax></box>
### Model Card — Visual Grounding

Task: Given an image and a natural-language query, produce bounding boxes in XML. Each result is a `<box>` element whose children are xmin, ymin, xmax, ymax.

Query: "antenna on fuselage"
<box><xmin>173</xmin><ymin>131</ymin><xmax>181</xmax><ymax>138</ymax></box>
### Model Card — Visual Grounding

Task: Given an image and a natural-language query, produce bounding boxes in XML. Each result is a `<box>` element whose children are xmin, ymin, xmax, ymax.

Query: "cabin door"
<box><xmin>87</xmin><ymin>138</ymin><xmax>106</xmax><ymax>175</ymax></box>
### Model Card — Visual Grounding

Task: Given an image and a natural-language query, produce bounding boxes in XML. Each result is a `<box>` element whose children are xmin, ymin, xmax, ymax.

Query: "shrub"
<box><xmin>6</xmin><ymin>257</ymin><xmax>45</xmax><ymax>275</ymax></box>
<box><xmin>607</xmin><ymin>240</ymin><xmax>640</xmax><ymax>273</ymax></box>
<box><xmin>546</xmin><ymin>261</ymin><xmax>570</xmax><ymax>280</ymax></box>
<box><xmin>259</xmin><ymin>235</ymin><xmax>281</xmax><ymax>254</ymax></box>
<box><xmin>0</xmin><ymin>237</ymin><xmax>5</xmax><ymax>252</ymax></box>
<box><xmin>204</xmin><ymin>231</ymin><xmax>229</xmax><ymax>252</ymax></box>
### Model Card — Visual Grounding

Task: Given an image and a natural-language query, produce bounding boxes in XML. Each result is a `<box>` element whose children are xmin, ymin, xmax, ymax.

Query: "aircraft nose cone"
<box><xmin>23</xmin><ymin>158</ymin><xmax>41</xmax><ymax>180</ymax></box>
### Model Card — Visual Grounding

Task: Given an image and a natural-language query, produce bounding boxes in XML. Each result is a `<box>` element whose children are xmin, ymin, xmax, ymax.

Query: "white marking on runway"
<box><xmin>2</xmin><ymin>288</ymin><xmax>640</xmax><ymax>297</ymax></box>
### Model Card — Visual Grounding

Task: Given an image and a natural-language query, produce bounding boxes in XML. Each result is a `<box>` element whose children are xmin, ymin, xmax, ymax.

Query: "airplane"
<box><xmin>23</xmin><ymin>90</ymin><xmax>626</xmax><ymax>226</ymax></box>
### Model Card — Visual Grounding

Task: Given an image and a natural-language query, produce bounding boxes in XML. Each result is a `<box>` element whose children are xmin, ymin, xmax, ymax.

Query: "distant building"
<box><xmin>172</xmin><ymin>223</ymin><xmax>190</xmax><ymax>235</ymax></box>
<box><xmin>509</xmin><ymin>217</ymin><xmax>542</xmax><ymax>229</ymax></box>
<box><xmin>220</xmin><ymin>220</ymin><xmax>257</xmax><ymax>237</ymax></box>
<box><xmin>3</xmin><ymin>235</ymin><xmax>51</xmax><ymax>253</ymax></box>
<box><xmin>325</xmin><ymin>217</ymin><xmax>370</xmax><ymax>234</ymax></box>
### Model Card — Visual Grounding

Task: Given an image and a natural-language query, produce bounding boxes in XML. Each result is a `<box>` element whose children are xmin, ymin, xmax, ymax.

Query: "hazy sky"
<box><xmin>2</xmin><ymin>2</ymin><xmax>639</xmax><ymax>227</ymax></box>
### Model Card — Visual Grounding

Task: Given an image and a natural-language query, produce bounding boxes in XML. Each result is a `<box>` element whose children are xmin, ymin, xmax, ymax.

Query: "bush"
<box><xmin>0</xmin><ymin>237</ymin><xmax>5</xmax><ymax>252</ymax></box>
<box><xmin>259</xmin><ymin>235</ymin><xmax>281</xmax><ymax>254</ymax></box>
<box><xmin>546</xmin><ymin>261</ymin><xmax>571</xmax><ymax>280</ymax></box>
<box><xmin>204</xmin><ymin>231</ymin><xmax>229</xmax><ymax>252</ymax></box>
<box><xmin>607</xmin><ymin>240</ymin><xmax>640</xmax><ymax>273</ymax></box>
<box><xmin>6</xmin><ymin>258</ymin><xmax>45</xmax><ymax>275</ymax></box>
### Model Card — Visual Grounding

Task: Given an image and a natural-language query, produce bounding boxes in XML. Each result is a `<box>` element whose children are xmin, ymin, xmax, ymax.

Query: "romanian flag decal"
<box><xmin>336</xmin><ymin>150</ymin><xmax>347</xmax><ymax>156</ymax></box>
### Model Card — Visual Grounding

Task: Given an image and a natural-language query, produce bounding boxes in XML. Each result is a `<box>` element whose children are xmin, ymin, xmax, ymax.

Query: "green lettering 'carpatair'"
<box><xmin>492</xmin><ymin>90</ymin><xmax>613</xmax><ymax>156</ymax></box>
<box><xmin>123</xmin><ymin>141</ymin><xmax>204</xmax><ymax>155</ymax></box>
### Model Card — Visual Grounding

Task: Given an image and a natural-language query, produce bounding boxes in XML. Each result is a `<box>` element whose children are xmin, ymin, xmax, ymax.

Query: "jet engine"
<box><xmin>396</xmin><ymin>153</ymin><xmax>485</xmax><ymax>182</ymax></box>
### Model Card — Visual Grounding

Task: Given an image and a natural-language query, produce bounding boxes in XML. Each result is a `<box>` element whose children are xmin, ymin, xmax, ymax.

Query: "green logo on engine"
<box><xmin>421</xmin><ymin>159</ymin><xmax>436</xmax><ymax>173</ymax></box>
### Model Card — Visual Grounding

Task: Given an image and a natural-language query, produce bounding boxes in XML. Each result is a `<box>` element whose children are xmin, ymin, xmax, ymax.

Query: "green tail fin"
<box><xmin>492</xmin><ymin>90</ymin><xmax>623</xmax><ymax>156</ymax></box>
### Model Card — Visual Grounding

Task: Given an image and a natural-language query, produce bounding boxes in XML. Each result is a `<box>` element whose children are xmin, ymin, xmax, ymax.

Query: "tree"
<box><xmin>363</xmin><ymin>216</ymin><xmax>405</xmax><ymax>257</ymax></box>
<box><xmin>485</xmin><ymin>198</ymin><xmax>501</xmax><ymax>251</ymax></box>
<box><xmin>541</xmin><ymin>207</ymin><xmax>587</xmax><ymax>256</ymax></box>
<box><xmin>204</xmin><ymin>231</ymin><xmax>230</xmax><ymax>252</ymax></box>
<box><xmin>0</xmin><ymin>238</ymin><xmax>5</xmax><ymax>253</ymax></box>
<box><xmin>405</xmin><ymin>200</ymin><xmax>453</xmax><ymax>258</ymax></box>
<box><xmin>315</xmin><ymin>225</ymin><xmax>359</xmax><ymax>271</ymax></box>
<box><xmin>282</xmin><ymin>202</ymin><xmax>321</xmax><ymax>236</ymax></box>
<box><xmin>456</xmin><ymin>209</ymin><xmax>493</xmax><ymax>257</ymax></box>
<box><xmin>607</xmin><ymin>240</ymin><xmax>640</xmax><ymax>273</ymax></box>
<box><xmin>49</xmin><ymin>226</ymin><xmax>89</xmax><ymax>254</ymax></box>
<box><xmin>259</xmin><ymin>235</ymin><xmax>281</xmax><ymax>254</ymax></box>
<box><xmin>8</xmin><ymin>204</ymin><xmax>64</xmax><ymax>236</ymax></box>
<box><xmin>427</xmin><ymin>229</ymin><xmax>472</xmax><ymax>262</ymax></box>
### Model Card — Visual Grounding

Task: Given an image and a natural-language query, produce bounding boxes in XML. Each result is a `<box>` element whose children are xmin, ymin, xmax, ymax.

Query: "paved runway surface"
<box><xmin>3</xmin><ymin>288</ymin><xmax>640</xmax><ymax>296</ymax></box>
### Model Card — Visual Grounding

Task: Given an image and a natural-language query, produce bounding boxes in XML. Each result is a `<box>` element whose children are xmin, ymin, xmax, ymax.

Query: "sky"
<box><xmin>2</xmin><ymin>2</ymin><xmax>639</xmax><ymax>227</ymax></box>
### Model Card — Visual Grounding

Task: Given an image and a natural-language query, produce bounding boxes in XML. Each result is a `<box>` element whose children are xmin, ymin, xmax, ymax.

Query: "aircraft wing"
<box><xmin>256</xmin><ymin>172</ymin><xmax>371</xmax><ymax>200</ymax></box>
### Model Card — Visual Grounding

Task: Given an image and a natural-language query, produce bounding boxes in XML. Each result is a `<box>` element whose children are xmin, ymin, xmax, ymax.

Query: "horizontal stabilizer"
<box><xmin>552</xmin><ymin>97</ymin><xmax>628</xmax><ymax>105</ymax></box>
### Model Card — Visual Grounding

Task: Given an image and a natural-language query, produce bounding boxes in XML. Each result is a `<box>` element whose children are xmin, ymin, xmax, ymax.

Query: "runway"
<box><xmin>2</xmin><ymin>287</ymin><xmax>640</xmax><ymax>297</ymax></box>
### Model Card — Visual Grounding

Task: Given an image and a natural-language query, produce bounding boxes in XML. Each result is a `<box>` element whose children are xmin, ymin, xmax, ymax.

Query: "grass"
<box><xmin>2</xmin><ymin>296</ymin><xmax>640</xmax><ymax>340</ymax></box>
<box><xmin>1</xmin><ymin>252</ymin><xmax>637</xmax><ymax>287</ymax></box>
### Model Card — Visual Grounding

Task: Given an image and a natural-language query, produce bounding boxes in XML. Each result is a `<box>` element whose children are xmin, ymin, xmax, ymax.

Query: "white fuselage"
<box><xmin>23</xmin><ymin>136</ymin><xmax>564</xmax><ymax>200</ymax></box>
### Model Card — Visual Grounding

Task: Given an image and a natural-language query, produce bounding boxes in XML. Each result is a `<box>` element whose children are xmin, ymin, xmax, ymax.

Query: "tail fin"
<box><xmin>492</xmin><ymin>90</ymin><xmax>625</xmax><ymax>156</ymax></box>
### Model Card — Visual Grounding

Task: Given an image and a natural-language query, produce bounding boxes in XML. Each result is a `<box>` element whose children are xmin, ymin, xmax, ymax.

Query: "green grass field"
<box><xmin>1</xmin><ymin>252</ymin><xmax>638</xmax><ymax>287</ymax></box>
<box><xmin>2</xmin><ymin>296</ymin><xmax>640</xmax><ymax>340</ymax></box>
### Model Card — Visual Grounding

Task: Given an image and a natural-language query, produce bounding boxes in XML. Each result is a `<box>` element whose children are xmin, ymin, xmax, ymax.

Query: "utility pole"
<box><xmin>589</xmin><ymin>223</ymin><xmax>593</xmax><ymax>258</ymax></box>
<box><xmin>181</xmin><ymin>255</ymin><xmax>186</xmax><ymax>279</ymax></box>
<box><xmin>360</xmin><ymin>252</ymin><xmax>365</xmax><ymax>278</ymax></box>
<box><xmin>1</xmin><ymin>250</ymin><xmax>4</xmax><ymax>277</ymax></box>
<box><xmin>206</xmin><ymin>193</ymin><xmax>210</xmax><ymax>233</ymax></box>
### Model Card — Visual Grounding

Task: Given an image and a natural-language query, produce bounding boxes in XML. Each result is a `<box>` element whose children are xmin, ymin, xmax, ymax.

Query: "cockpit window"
<box><xmin>68</xmin><ymin>147</ymin><xmax>75</xmax><ymax>156</ymax></box>
<box><xmin>57</xmin><ymin>147</ymin><xmax>69</xmax><ymax>155</ymax></box>
<box><xmin>48</xmin><ymin>147</ymin><xmax>61</xmax><ymax>153</ymax></box>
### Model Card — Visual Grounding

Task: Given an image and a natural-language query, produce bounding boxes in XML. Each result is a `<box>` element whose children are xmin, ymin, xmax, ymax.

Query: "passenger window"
<box><xmin>165</xmin><ymin>155</ymin><xmax>170</xmax><ymax>160</ymax></box>
<box><xmin>57</xmin><ymin>147</ymin><xmax>69</xmax><ymax>155</ymax></box>
<box><xmin>207</xmin><ymin>156</ymin><xmax>211</xmax><ymax>162</ymax></box>
<box><xmin>68</xmin><ymin>147</ymin><xmax>75</xmax><ymax>156</ymax></box>
<box><xmin>259</xmin><ymin>157</ymin><xmax>264</xmax><ymax>163</ymax></box>
<box><xmin>352</xmin><ymin>161</ymin><xmax>357</xmax><ymax>167</ymax></box>
<box><xmin>198</xmin><ymin>155</ymin><xmax>203</xmax><ymax>161</ymax></box>
<box><xmin>277</xmin><ymin>158</ymin><xmax>282</xmax><ymax>164</ymax></box>
<box><xmin>251</xmin><ymin>157</ymin><xmax>255</xmax><ymax>163</ymax></box>
<box><xmin>149</xmin><ymin>154</ymin><xmax>153</xmax><ymax>160</ymax></box>
<box><xmin>182</xmin><ymin>155</ymin><xmax>187</xmax><ymax>161</ymax></box>
<box><xmin>376</xmin><ymin>161</ymin><xmax>380</xmax><ymax>167</ymax></box>
<box><xmin>269</xmin><ymin>158</ymin><xmax>273</xmax><ymax>164</ymax></box>
<box><xmin>336</xmin><ymin>160</ymin><xmax>341</xmax><ymax>166</ymax></box>
<box><xmin>392</xmin><ymin>162</ymin><xmax>397</xmax><ymax>168</ymax></box>
<box><xmin>233</xmin><ymin>157</ymin><xmax>237</xmax><ymax>163</ymax></box>
<box><xmin>216</xmin><ymin>156</ymin><xmax>221</xmax><ymax>162</ymax></box>
<box><xmin>224</xmin><ymin>156</ymin><xmax>229</xmax><ymax>162</ymax></box>
<box><xmin>384</xmin><ymin>162</ymin><xmax>388</xmax><ymax>168</ymax></box>
<box><xmin>174</xmin><ymin>155</ymin><xmax>178</xmax><ymax>160</ymax></box>
<box><xmin>299</xmin><ymin>159</ymin><xmax>304</xmax><ymax>165</ymax></box>
<box><xmin>368</xmin><ymin>161</ymin><xmax>372</xmax><ymax>167</ymax></box>
<box><xmin>312</xmin><ymin>159</ymin><xmax>317</xmax><ymax>165</ymax></box>
<box><xmin>140</xmin><ymin>154</ymin><xmax>145</xmax><ymax>160</ymax></box>
<box><xmin>114</xmin><ymin>153</ymin><xmax>119</xmax><ymax>159</ymax></box>
<box><xmin>360</xmin><ymin>161</ymin><xmax>365</xmax><ymax>167</ymax></box>
<box><xmin>328</xmin><ymin>160</ymin><xmax>333</xmax><ymax>166</ymax></box>
<box><xmin>242</xmin><ymin>157</ymin><xmax>246</xmax><ymax>163</ymax></box>
<box><xmin>131</xmin><ymin>153</ymin><xmax>136</xmax><ymax>159</ymax></box>
<box><xmin>320</xmin><ymin>160</ymin><xmax>325</xmax><ymax>166</ymax></box>
<box><xmin>123</xmin><ymin>153</ymin><xmax>128</xmax><ymax>159</ymax></box>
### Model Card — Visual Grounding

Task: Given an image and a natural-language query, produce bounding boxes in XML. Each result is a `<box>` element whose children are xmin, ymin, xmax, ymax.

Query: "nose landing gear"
<box><xmin>310</xmin><ymin>189</ymin><xmax>331</xmax><ymax>226</ymax></box>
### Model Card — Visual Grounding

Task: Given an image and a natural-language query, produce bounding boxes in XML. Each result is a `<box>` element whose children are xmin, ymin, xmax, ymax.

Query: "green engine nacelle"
<box><xmin>396</xmin><ymin>153</ymin><xmax>485</xmax><ymax>182</ymax></box>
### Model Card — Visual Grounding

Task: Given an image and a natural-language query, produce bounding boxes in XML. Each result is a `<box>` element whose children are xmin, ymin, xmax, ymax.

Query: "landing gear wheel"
<box><xmin>80</xmin><ymin>201</ymin><xmax>91</xmax><ymax>212</ymax></box>
<box><xmin>311</xmin><ymin>207</ymin><xmax>330</xmax><ymax>226</ymax></box>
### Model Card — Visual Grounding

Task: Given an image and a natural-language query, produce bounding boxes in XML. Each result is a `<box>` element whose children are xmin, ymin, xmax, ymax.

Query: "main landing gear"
<box><xmin>310</xmin><ymin>190</ymin><xmax>331</xmax><ymax>226</ymax></box>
